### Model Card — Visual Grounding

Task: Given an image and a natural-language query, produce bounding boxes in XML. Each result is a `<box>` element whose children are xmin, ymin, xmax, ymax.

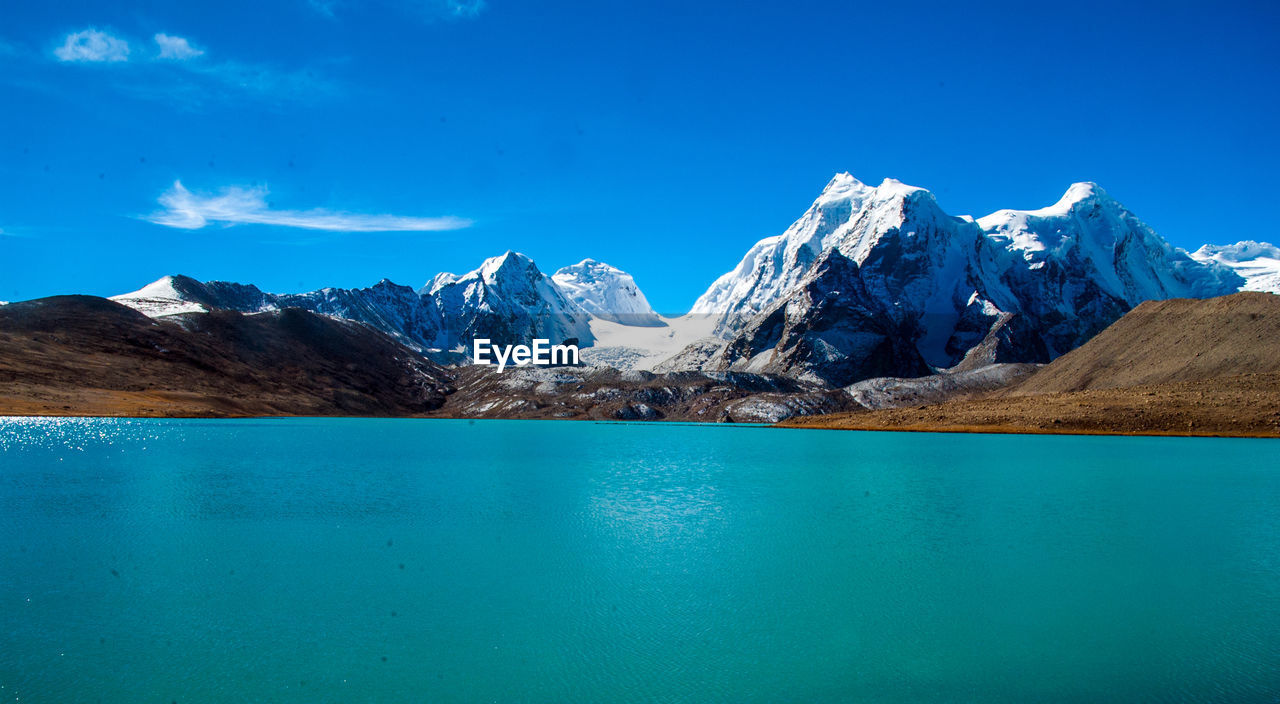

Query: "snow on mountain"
<box><xmin>691</xmin><ymin>172</ymin><xmax>876</xmax><ymax>333</ymax></box>
<box><xmin>111</xmin><ymin>275</ymin><xmax>275</xmax><ymax>318</ymax></box>
<box><xmin>419</xmin><ymin>272</ymin><xmax>458</xmax><ymax>296</ymax></box>
<box><xmin>579</xmin><ymin>314</ymin><xmax>718</xmax><ymax>370</ymax></box>
<box><xmin>106</xmin><ymin>175</ymin><xmax>1253</xmax><ymax>384</ymax></box>
<box><xmin>977</xmin><ymin>182</ymin><xmax>1242</xmax><ymax>304</ymax></box>
<box><xmin>691</xmin><ymin>174</ymin><xmax>1245</xmax><ymax>386</ymax></box>
<box><xmin>430</xmin><ymin>251</ymin><xmax>595</xmax><ymax>349</ymax></box>
<box><xmin>275</xmin><ymin>279</ymin><xmax>445</xmax><ymax>352</ymax></box>
<box><xmin>111</xmin><ymin>252</ymin><xmax>602</xmax><ymax>356</ymax></box>
<box><xmin>110</xmin><ymin>276</ymin><xmax>210</xmax><ymax>317</ymax></box>
<box><xmin>1189</xmin><ymin>241</ymin><xmax>1280</xmax><ymax>294</ymax></box>
<box><xmin>552</xmin><ymin>259</ymin><xmax>663</xmax><ymax>326</ymax></box>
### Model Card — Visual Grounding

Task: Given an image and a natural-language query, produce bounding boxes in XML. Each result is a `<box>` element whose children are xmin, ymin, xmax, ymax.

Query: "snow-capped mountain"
<box><xmin>110</xmin><ymin>276</ymin><xmax>212</xmax><ymax>317</ymax></box>
<box><xmin>552</xmin><ymin>259</ymin><xmax>663</xmax><ymax>326</ymax></box>
<box><xmin>691</xmin><ymin>172</ymin><xmax>876</xmax><ymax>334</ymax></box>
<box><xmin>690</xmin><ymin>174</ymin><xmax>1244</xmax><ymax>386</ymax></box>
<box><xmin>113</xmin><ymin>275</ymin><xmax>444</xmax><ymax>352</ymax></box>
<box><xmin>111</xmin><ymin>251</ymin><xmax>643</xmax><ymax>356</ymax></box>
<box><xmin>111</xmin><ymin>275</ymin><xmax>275</xmax><ymax>317</ymax></box>
<box><xmin>107</xmin><ymin>173</ymin><xmax>1258</xmax><ymax>383</ymax></box>
<box><xmin>419</xmin><ymin>272</ymin><xmax>458</xmax><ymax>296</ymax></box>
<box><xmin>1188</xmin><ymin>241</ymin><xmax>1280</xmax><ymax>294</ymax></box>
<box><xmin>432</xmin><ymin>251</ymin><xmax>595</xmax><ymax>349</ymax></box>
<box><xmin>277</xmin><ymin>279</ymin><xmax>446</xmax><ymax>352</ymax></box>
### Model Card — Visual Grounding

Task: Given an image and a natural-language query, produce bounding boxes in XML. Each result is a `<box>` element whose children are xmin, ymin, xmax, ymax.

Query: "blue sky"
<box><xmin>1</xmin><ymin>0</ymin><xmax>1278</xmax><ymax>313</ymax></box>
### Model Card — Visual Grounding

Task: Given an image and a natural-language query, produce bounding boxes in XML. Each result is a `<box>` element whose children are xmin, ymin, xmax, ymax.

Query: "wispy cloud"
<box><xmin>308</xmin><ymin>0</ymin><xmax>340</xmax><ymax>17</ymax></box>
<box><xmin>437</xmin><ymin>0</ymin><xmax>486</xmax><ymax>19</ymax></box>
<box><xmin>146</xmin><ymin>181</ymin><xmax>472</xmax><ymax>233</ymax></box>
<box><xmin>0</xmin><ymin>226</ymin><xmax>35</xmax><ymax>239</ymax></box>
<box><xmin>54</xmin><ymin>29</ymin><xmax>130</xmax><ymax>63</ymax></box>
<box><xmin>154</xmin><ymin>33</ymin><xmax>203</xmax><ymax>60</ymax></box>
<box><xmin>309</xmin><ymin>0</ymin><xmax>486</xmax><ymax>21</ymax></box>
<box><xmin>47</xmin><ymin>28</ymin><xmax>333</xmax><ymax>107</ymax></box>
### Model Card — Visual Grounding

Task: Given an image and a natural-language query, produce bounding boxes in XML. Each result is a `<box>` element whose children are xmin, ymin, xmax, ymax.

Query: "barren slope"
<box><xmin>1010</xmin><ymin>292</ymin><xmax>1280</xmax><ymax>394</ymax></box>
<box><xmin>0</xmin><ymin>296</ymin><xmax>453</xmax><ymax>417</ymax></box>
<box><xmin>786</xmin><ymin>292</ymin><xmax>1280</xmax><ymax>437</ymax></box>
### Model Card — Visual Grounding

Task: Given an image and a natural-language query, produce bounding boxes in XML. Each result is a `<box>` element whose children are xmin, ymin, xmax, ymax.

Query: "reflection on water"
<box><xmin>1</xmin><ymin>418</ymin><xmax>1278</xmax><ymax>703</ymax></box>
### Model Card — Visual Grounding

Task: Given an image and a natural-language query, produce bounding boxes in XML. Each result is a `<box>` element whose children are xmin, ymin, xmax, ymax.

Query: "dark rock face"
<box><xmin>613</xmin><ymin>403</ymin><xmax>661</xmax><ymax>420</ymax></box>
<box><xmin>278</xmin><ymin>280</ymin><xmax>446</xmax><ymax>354</ymax></box>
<box><xmin>179</xmin><ymin>276</ymin><xmax>277</xmax><ymax>312</ymax></box>
<box><xmin>708</xmin><ymin>249</ymin><xmax>933</xmax><ymax>386</ymax></box>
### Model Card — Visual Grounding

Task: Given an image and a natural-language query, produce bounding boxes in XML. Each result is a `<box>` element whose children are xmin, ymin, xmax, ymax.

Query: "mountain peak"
<box><xmin>552</xmin><ymin>259</ymin><xmax>662</xmax><ymax>326</ymax></box>
<box><xmin>874</xmin><ymin>177</ymin><xmax>928</xmax><ymax>199</ymax></box>
<box><xmin>477</xmin><ymin>250</ymin><xmax>539</xmax><ymax>281</ymax></box>
<box><xmin>563</xmin><ymin>258</ymin><xmax>623</xmax><ymax>275</ymax></box>
<box><xmin>816</xmin><ymin>172</ymin><xmax>874</xmax><ymax>206</ymax></box>
<box><xmin>1055</xmin><ymin>181</ymin><xmax>1109</xmax><ymax>210</ymax></box>
<box><xmin>822</xmin><ymin>171</ymin><xmax>865</xmax><ymax>191</ymax></box>
<box><xmin>420</xmin><ymin>271</ymin><xmax>458</xmax><ymax>296</ymax></box>
<box><xmin>977</xmin><ymin>181</ymin><xmax>1114</xmax><ymax>233</ymax></box>
<box><xmin>110</xmin><ymin>274</ymin><xmax>211</xmax><ymax>317</ymax></box>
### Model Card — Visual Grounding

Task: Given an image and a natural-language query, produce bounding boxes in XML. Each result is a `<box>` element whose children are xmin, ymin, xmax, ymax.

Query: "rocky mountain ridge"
<box><xmin>103</xmin><ymin>172</ymin><xmax>1278</xmax><ymax>390</ymax></box>
<box><xmin>682</xmin><ymin>174</ymin><xmax>1256</xmax><ymax>386</ymax></box>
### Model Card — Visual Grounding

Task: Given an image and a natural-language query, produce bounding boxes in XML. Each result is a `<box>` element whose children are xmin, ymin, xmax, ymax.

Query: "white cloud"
<box><xmin>308</xmin><ymin>0</ymin><xmax>340</xmax><ymax>17</ymax></box>
<box><xmin>441</xmin><ymin>0</ymin><xmax>486</xmax><ymax>18</ymax></box>
<box><xmin>154</xmin><ymin>33</ymin><xmax>204</xmax><ymax>60</ymax></box>
<box><xmin>47</xmin><ymin>28</ymin><xmax>334</xmax><ymax>107</ymax></box>
<box><xmin>309</xmin><ymin>0</ymin><xmax>486</xmax><ymax>20</ymax></box>
<box><xmin>54</xmin><ymin>29</ymin><xmax>130</xmax><ymax>63</ymax></box>
<box><xmin>146</xmin><ymin>181</ymin><xmax>472</xmax><ymax>232</ymax></box>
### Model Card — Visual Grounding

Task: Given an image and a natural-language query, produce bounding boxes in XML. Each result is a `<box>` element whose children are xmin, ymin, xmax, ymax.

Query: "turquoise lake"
<box><xmin>1</xmin><ymin>418</ymin><xmax>1278</xmax><ymax>702</ymax></box>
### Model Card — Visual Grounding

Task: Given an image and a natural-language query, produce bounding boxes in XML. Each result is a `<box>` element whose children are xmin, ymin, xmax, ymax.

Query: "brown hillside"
<box><xmin>1010</xmin><ymin>292</ymin><xmax>1280</xmax><ymax>395</ymax></box>
<box><xmin>784</xmin><ymin>293</ymin><xmax>1280</xmax><ymax>437</ymax></box>
<box><xmin>0</xmin><ymin>296</ymin><xmax>453</xmax><ymax>417</ymax></box>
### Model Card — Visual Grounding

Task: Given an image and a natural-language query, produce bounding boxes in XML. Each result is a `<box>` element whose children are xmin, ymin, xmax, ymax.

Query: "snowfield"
<box><xmin>580</xmin><ymin>314</ymin><xmax>719</xmax><ymax>371</ymax></box>
<box><xmin>1190</xmin><ymin>241</ymin><xmax>1280</xmax><ymax>294</ymax></box>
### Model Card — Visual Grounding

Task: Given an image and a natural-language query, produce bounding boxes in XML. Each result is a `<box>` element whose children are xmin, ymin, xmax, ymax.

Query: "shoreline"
<box><xmin>775</xmin><ymin>419</ymin><xmax>1280</xmax><ymax>439</ymax></box>
<box><xmin>3</xmin><ymin>408</ymin><xmax>1278</xmax><ymax>439</ymax></box>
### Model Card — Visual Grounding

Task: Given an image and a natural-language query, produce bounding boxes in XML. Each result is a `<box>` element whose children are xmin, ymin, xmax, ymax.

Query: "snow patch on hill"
<box><xmin>110</xmin><ymin>276</ymin><xmax>209</xmax><ymax>317</ymax></box>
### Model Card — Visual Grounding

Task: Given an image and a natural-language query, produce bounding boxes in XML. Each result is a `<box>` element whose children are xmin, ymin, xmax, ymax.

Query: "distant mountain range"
<box><xmin>92</xmin><ymin>172</ymin><xmax>1278</xmax><ymax>388</ymax></box>
<box><xmin>110</xmin><ymin>251</ymin><xmax>624</xmax><ymax>354</ymax></box>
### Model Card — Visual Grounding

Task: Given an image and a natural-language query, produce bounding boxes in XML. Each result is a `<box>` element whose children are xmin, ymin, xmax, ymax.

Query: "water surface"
<box><xmin>1</xmin><ymin>418</ymin><xmax>1277</xmax><ymax>702</ymax></box>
